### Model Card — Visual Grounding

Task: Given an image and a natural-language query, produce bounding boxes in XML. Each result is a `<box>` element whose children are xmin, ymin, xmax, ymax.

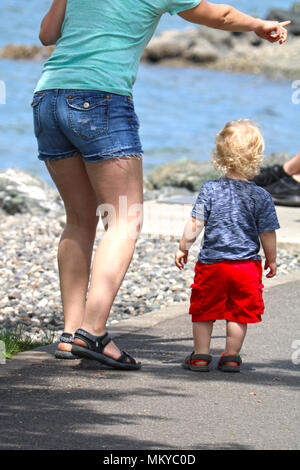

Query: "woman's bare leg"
<box><xmin>74</xmin><ymin>156</ymin><xmax>143</xmax><ymax>361</ymax></box>
<box><xmin>44</xmin><ymin>154</ymin><xmax>99</xmax><ymax>351</ymax></box>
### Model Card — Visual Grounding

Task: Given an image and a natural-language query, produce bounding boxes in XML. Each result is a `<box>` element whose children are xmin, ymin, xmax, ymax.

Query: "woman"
<box><xmin>32</xmin><ymin>0</ymin><xmax>289</xmax><ymax>369</ymax></box>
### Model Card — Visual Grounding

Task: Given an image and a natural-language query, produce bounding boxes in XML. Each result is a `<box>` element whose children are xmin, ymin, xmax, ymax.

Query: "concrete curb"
<box><xmin>1</xmin><ymin>270</ymin><xmax>300</xmax><ymax>378</ymax></box>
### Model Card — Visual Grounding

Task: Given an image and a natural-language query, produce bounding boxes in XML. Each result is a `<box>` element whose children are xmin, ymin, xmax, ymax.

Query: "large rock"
<box><xmin>143</xmin><ymin>29</ymin><xmax>195</xmax><ymax>62</ymax></box>
<box><xmin>183</xmin><ymin>38</ymin><xmax>220</xmax><ymax>63</ymax></box>
<box><xmin>145</xmin><ymin>158</ymin><xmax>218</xmax><ymax>192</ymax></box>
<box><xmin>196</xmin><ymin>28</ymin><xmax>233</xmax><ymax>49</ymax></box>
<box><xmin>0</xmin><ymin>168</ymin><xmax>64</xmax><ymax>216</ymax></box>
<box><xmin>143</xmin><ymin>27</ymin><xmax>233</xmax><ymax>63</ymax></box>
<box><xmin>0</xmin><ymin>44</ymin><xmax>54</xmax><ymax>60</ymax></box>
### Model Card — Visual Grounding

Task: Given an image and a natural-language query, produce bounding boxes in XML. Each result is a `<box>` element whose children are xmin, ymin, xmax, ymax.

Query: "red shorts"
<box><xmin>189</xmin><ymin>260</ymin><xmax>264</xmax><ymax>323</ymax></box>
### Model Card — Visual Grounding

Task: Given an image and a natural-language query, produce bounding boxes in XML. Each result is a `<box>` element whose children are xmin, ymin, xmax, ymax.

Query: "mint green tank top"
<box><xmin>34</xmin><ymin>0</ymin><xmax>200</xmax><ymax>97</ymax></box>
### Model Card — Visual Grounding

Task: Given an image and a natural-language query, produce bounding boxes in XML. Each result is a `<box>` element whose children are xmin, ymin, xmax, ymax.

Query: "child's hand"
<box><xmin>264</xmin><ymin>260</ymin><xmax>277</xmax><ymax>278</ymax></box>
<box><xmin>175</xmin><ymin>249</ymin><xmax>188</xmax><ymax>270</ymax></box>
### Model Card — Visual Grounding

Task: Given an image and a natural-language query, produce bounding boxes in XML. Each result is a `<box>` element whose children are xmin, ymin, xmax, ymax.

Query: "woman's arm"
<box><xmin>178</xmin><ymin>0</ymin><xmax>290</xmax><ymax>44</ymax></box>
<box><xmin>39</xmin><ymin>0</ymin><xmax>68</xmax><ymax>46</ymax></box>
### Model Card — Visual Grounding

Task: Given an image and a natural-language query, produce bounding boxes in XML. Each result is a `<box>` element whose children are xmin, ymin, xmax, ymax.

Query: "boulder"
<box><xmin>143</xmin><ymin>29</ymin><xmax>195</xmax><ymax>62</ymax></box>
<box><xmin>0</xmin><ymin>168</ymin><xmax>63</xmax><ymax>216</ymax></box>
<box><xmin>145</xmin><ymin>158</ymin><xmax>218</xmax><ymax>191</ymax></box>
<box><xmin>0</xmin><ymin>44</ymin><xmax>54</xmax><ymax>60</ymax></box>
<box><xmin>196</xmin><ymin>28</ymin><xmax>233</xmax><ymax>50</ymax></box>
<box><xmin>183</xmin><ymin>38</ymin><xmax>220</xmax><ymax>63</ymax></box>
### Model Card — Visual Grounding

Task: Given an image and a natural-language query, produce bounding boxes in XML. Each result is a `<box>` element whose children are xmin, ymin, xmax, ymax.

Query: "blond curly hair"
<box><xmin>212</xmin><ymin>119</ymin><xmax>265</xmax><ymax>180</ymax></box>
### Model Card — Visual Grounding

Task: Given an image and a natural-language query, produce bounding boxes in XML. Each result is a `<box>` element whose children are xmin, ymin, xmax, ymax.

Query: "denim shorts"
<box><xmin>30</xmin><ymin>89</ymin><xmax>143</xmax><ymax>162</ymax></box>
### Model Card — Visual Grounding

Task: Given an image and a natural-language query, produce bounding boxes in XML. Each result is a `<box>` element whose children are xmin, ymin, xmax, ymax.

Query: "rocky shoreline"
<box><xmin>1</xmin><ymin>3</ymin><xmax>300</xmax><ymax>79</ymax></box>
<box><xmin>141</xmin><ymin>26</ymin><xmax>300</xmax><ymax>80</ymax></box>
<box><xmin>0</xmin><ymin>156</ymin><xmax>299</xmax><ymax>342</ymax></box>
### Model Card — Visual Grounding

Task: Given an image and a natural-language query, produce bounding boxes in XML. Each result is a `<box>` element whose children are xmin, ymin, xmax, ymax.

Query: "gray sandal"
<box><xmin>218</xmin><ymin>353</ymin><xmax>242</xmax><ymax>372</ymax></box>
<box><xmin>55</xmin><ymin>332</ymin><xmax>77</xmax><ymax>360</ymax></box>
<box><xmin>183</xmin><ymin>352</ymin><xmax>212</xmax><ymax>372</ymax></box>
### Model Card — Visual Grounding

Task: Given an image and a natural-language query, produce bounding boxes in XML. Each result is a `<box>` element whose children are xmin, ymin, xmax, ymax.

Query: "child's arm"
<box><xmin>259</xmin><ymin>230</ymin><xmax>277</xmax><ymax>278</ymax></box>
<box><xmin>175</xmin><ymin>217</ymin><xmax>205</xmax><ymax>270</ymax></box>
<box><xmin>178</xmin><ymin>1</ymin><xmax>290</xmax><ymax>44</ymax></box>
<box><xmin>39</xmin><ymin>0</ymin><xmax>67</xmax><ymax>46</ymax></box>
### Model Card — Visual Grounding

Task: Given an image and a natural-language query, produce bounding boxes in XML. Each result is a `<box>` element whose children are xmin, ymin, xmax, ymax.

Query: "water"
<box><xmin>0</xmin><ymin>0</ymin><xmax>298</xmax><ymax>187</ymax></box>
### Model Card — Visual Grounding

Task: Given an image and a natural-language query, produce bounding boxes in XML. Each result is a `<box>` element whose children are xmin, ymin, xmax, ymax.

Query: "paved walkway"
<box><xmin>1</xmin><ymin>271</ymin><xmax>299</xmax><ymax>450</ymax></box>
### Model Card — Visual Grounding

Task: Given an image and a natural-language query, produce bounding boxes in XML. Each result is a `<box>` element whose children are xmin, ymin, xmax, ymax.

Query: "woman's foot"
<box><xmin>73</xmin><ymin>336</ymin><xmax>138</xmax><ymax>364</ymax></box>
<box><xmin>58</xmin><ymin>343</ymin><xmax>71</xmax><ymax>352</ymax></box>
<box><xmin>253</xmin><ymin>164</ymin><xmax>286</xmax><ymax>187</ymax></box>
<box><xmin>253</xmin><ymin>164</ymin><xmax>300</xmax><ymax>206</ymax></box>
<box><xmin>72</xmin><ymin>328</ymin><xmax>141</xmax><ymax>369</ymax></box>
<box><xmin>57</xmin><ymin>332</ymin><xmax>74</xmax><ymax>351</ymax></box>
<box><xmin>55</xmin><ymin>332</ymin><xmax>77</xmax><ymax>360</ymax></box>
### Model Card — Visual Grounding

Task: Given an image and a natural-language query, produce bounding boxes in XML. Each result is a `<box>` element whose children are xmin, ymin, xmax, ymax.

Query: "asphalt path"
<box><xmin>0</xmin><ymin>274</ymin><xmax>299</xmax><ymax>451</ymax></box>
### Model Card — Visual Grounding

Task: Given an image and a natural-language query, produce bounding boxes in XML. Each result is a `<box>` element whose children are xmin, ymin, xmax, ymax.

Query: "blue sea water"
<box><xmin>0</xmin><ymin>0</ymin><xmax>298</xmax><ymax>186</ymax></box>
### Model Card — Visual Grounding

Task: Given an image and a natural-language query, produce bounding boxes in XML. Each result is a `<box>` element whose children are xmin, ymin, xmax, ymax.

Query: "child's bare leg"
<box><xmin>193</xmin><ymin>321</ymin><xmax>214</xmax><ymax>364</ymax></box>
<box><xmin>224</xmin><ymin>321</ymin><xmax>247</xmax><ymax>366</ymax></box>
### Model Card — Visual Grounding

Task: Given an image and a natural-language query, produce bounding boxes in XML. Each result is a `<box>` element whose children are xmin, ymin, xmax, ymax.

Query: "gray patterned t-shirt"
<box><xmin>191</xmin><ymin>177</ymin><xmax>280</xmax><ymax>263</ymax></box>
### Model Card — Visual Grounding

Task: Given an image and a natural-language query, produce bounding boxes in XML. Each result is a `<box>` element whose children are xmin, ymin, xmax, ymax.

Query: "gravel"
<box><xmin>0</xmin><ymin>212</ymin><xmax>299</xmax><ymax>342</ymax></box>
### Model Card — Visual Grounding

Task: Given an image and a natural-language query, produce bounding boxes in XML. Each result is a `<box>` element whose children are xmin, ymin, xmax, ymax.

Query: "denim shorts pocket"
<box><xmin>66</xmin><ymin>95</ymin><xmax>109</xmax><ymax>140</ymax></box>
<box><xmin>31</xmin><ymin>92</ymin><xmax>45</xmax><ymax>138</ymax></box>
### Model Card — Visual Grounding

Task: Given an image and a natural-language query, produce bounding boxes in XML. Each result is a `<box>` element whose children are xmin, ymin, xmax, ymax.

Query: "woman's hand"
<box><xmin>254</xmin><ymin>20</ymin><xmax>291</xmax><ymax>44</ymax></box>
<box><xmin>175</xmin><ymin>249</ymin><xmax>188</xmax><ymax>270</ymax></box>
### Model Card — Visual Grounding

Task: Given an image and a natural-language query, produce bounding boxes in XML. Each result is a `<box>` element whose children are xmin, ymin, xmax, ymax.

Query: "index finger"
<box><xmin>280</xmin><ymin>20</ymin><xmax>291</xmax><ymax>27</ymax></box>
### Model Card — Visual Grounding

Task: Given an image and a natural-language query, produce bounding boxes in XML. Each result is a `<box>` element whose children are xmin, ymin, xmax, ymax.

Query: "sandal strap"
<box><xmin>74</xmin><ymin>329</ymin><xmax>111</xmax><ymax>352</ymax></box>
<box><xmin>59</xmin><ymin>332</ymin><xmax>74</xmax><ymax>344</ymax></box>
<box><xmin>117</xmin><ymin>351</ymin><xmax>136</xmax><ymax>366</ymax></box>
<box><xmin>191</xmin><ymin>353</ymin><xmax>212</xmax><ymax>362</ymax></box>
<box><xmin>185</xmin><ymin>352</ymin><xmax>212</xmax><ymax>365</ymax></box>
<box><xmin>219</xmin><ymin>354</ymin><xmax>242</xmax><ymax>365</ymax></box>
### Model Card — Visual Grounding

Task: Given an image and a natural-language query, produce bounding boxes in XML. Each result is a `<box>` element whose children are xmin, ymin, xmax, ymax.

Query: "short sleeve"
<box><xmin>165</xmin><ymin>0</ymin><xmax>201</xmax><ymax>16</ymax></box>
<box><xmin>255</xmin><ymin>190</ymin><xmax>280</xmax><ymax>233</ymax></box>
<box><xmin>191</xmin><ymin>181</ymin><xmax>211</xmax><ymax>221</ymax></box>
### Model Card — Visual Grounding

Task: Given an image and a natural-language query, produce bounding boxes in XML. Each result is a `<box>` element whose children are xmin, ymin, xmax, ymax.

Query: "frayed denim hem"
<box><xmin>82</xmin><ymin>153</ymin><xmax>143</xmax><ymax>163</ymax></box>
